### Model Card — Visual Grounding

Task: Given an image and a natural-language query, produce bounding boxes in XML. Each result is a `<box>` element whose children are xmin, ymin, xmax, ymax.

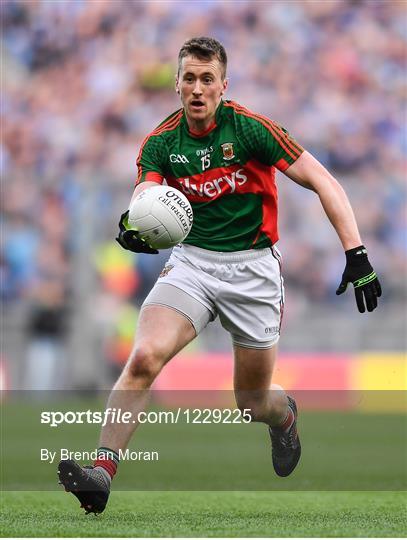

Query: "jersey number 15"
<box><xmin>201</xmin><ymin>154</ymin><xmax>211</xmax><ymax>171</ymax></box>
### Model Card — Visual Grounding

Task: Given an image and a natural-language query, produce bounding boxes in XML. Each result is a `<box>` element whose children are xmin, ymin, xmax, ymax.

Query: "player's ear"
<box><xmin>175</xmin><ymin>74</ymin><xmax>180</xmax><ymax>94</ymax></box>
<box><xmin>220</xmin><ymin>77</ymin><xmax>228</xmax><ymax>96</ymax></box>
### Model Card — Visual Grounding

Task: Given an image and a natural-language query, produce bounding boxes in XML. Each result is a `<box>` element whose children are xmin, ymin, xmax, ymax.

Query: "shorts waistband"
<box><xmin>176</xmin><ymin>244</ymin><xmax>272</xmax><ymax>263</ymax></box>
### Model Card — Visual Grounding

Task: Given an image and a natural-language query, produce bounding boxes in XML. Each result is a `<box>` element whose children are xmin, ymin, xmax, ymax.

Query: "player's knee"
<box><xmin>126</xmin><ymin>344</ymin><xmax>166</xmax><ymax>385</ymax></box>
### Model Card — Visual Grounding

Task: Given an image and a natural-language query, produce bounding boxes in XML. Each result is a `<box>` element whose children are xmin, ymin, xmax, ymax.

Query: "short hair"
<box><xmin>178</xmin><ymin>37</ymin><xmax>227</xmax><ymax>78</ymax></box>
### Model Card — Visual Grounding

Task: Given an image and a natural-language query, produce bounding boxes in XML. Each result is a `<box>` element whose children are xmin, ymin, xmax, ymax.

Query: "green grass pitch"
<box><xmin>1</xmin><ymin>490</ymin><xmax>406</xmax><ymax>537</ymax></box>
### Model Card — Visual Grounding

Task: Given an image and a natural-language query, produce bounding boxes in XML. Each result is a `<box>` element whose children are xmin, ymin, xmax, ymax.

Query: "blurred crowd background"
<box><xmin>2</xmin><ymin>0</ymin><xmax>406</xmax><ymax>390</ymax></box>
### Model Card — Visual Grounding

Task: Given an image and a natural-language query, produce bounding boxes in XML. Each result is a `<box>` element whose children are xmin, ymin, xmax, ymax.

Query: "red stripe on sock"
<box><xmin>94</xmin><ymin>458</ymin><xmax>117</xmax><ymax>479</ymax></box>
<box><xmin>280</xmin><ymin>407</ymin><xmax>294</xmax><ymax>432</ymax></box>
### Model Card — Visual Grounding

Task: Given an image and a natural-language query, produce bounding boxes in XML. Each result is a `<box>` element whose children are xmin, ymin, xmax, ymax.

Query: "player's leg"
<box><xmin>58</xmin><ymin>304</ymin><xmax>198</xmax><ymax>513</ymax></box>
<box><xmin>59</xmin><ymin>247</ymin><xmax>217</xmax><ymax>513</ymax></box>
<box><xmin>99</xmin><ymin>304</ymin><xmax>196</xmax><ymax>451</ymax></box>
<box><xmin>215</xmin><ymin>245</ymin><xmax>300</xmax><ymax>477</ymax></box>
<box><xmin>233</xmin><ymin>344</ymin><xmax>287</xmax><ymax>424</ymax></box>
<box><xmin>233</xmin><ymin>344</ymin><xmax>301</xmax><ymax>477</ymax></box>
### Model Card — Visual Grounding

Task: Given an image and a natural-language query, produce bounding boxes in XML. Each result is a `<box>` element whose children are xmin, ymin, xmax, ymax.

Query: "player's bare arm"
<box><xmin>284</xmin><ymin>151</ymin><xmax>381</xmax><ymax>312</ymax></box>
<box><xmin>284</xmin><ymin>151</ymin><xmax>361</xmax><ymax>250</ymax></box>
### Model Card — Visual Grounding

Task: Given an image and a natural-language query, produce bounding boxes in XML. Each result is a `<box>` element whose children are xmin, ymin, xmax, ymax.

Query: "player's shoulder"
<box><xmin>138</xmin><ymin>108</ymin><xmax>183</xmax><ymax>162</ymax></box>
<box><xmin>223</xmin><ymin>100</ymin><xmax>290</xmax><ymax>143</ymax></box>
<box><xmin>223</xmin><ymin>100</ymin><xmax>274</xmax><ymax>126</ymax></box>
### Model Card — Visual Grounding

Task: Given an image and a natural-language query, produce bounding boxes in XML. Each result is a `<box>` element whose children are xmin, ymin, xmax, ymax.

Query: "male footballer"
<box><xmin>58</xmin><ymin>37</ymin><xmax>381</xmax><ymax>513</ymax></box>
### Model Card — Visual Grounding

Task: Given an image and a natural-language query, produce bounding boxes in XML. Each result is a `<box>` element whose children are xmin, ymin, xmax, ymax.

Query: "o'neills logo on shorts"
<box><xmin>179</xmin><ymin>168</ymin><xmax>248</xmax><ymax>198</ymax></box>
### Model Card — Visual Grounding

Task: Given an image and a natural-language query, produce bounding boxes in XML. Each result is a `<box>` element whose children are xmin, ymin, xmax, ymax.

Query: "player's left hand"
<box><xmin>115</xmin><ymin>211</ymin><xmax>159</xmax><ymax>254</ymax></box>
<box><xmin>336</xmin><ymin>245</ymin><xmax>382</xmax><ymax>313</ymax></box>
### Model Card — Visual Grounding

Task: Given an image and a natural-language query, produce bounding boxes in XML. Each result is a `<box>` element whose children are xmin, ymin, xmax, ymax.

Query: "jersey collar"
<box><xmin>183</xmin><ymin>100</ymin><xmax>224</xmax><ymax>138</ymax></box>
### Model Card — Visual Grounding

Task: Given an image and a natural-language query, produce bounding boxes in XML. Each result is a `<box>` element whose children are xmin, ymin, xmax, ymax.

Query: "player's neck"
<box><xmin>186</xmin><ymin>115</ymin><xmax>217</xmax><ymax>137</ymax></box>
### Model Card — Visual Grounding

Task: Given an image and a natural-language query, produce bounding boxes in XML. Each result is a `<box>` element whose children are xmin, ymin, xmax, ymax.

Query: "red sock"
<box><xmin>94</xmin><ymin>447</ymin><xmax>119</xmax><ymax>479</ymax></box>
<box><xmin>279</xmin><ymin>406</ymin><xmax>294</xmax><ymax>432</ymax></box>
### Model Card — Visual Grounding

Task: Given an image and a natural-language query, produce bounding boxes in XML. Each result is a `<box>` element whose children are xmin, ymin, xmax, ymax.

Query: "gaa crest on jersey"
<box><xmin>221</xmin><ymin>142</ymin><xmax>235</xmax><ymax>160</ymax></box>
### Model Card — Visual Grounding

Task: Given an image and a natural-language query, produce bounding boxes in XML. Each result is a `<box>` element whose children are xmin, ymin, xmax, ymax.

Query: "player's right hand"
<box><xmin>115</xmin><ymin>211</ymin><xmax>158</xmax><ymax>254</ymax></box>
<box><xmin>336</xmin><ymin>245</ymin><xmax>381</xmax><ymax>313</ymax></box>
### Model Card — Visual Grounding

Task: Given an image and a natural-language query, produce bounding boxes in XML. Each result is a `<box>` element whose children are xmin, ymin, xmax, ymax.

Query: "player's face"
<box><xmin>176</xmin><ymin>55</ymin><xmax>227</xmax><ymax>132</ymax></box>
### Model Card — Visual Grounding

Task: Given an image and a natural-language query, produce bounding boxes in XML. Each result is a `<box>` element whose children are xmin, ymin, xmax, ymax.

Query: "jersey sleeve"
<box><xmin>135</xmin><ymin>133</ymin><xmax>166</xmax><ymax>185</ymax></box>
<box><xmin>245</xmin><ymin>117</ymin><xmax>304</xmax><ymax>171</ymax></box>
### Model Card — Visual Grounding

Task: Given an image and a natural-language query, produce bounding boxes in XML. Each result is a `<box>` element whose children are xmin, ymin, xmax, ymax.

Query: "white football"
<box><xmin>128</xmin><ymin>185</ymin><xmax>193</xmax><ymax>249</ymax></box>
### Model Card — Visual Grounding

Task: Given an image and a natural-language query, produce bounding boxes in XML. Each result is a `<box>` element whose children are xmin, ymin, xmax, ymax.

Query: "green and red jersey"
<box><xmin>136</xmin><ymin>100</ymin><xmax>304</xmax><ymax>252</ymax></box>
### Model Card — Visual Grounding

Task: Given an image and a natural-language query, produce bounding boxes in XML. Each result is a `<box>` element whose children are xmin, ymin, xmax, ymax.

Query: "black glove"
<box><xmin>115</xmin><ymin>211</ymin><xmax>158</xmax><ymax>254</ymax></box>
<box><xmin>336</xmin><ymin>245</ymin><xmax>381</xmax><ymax>313</ymax></box>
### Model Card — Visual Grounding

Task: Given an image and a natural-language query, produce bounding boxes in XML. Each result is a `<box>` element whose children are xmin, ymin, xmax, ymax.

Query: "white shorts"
<box><xmin>142</xmin><ymin>244</ymin><xmax>284</xmax><ymax>349</ymax></box>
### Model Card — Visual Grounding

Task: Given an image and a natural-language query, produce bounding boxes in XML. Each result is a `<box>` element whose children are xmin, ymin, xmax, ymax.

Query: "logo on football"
<box><xmin>128</xmin><ymin>185</ymin><xmax>193</xmax><ymax>250</ymax></box>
